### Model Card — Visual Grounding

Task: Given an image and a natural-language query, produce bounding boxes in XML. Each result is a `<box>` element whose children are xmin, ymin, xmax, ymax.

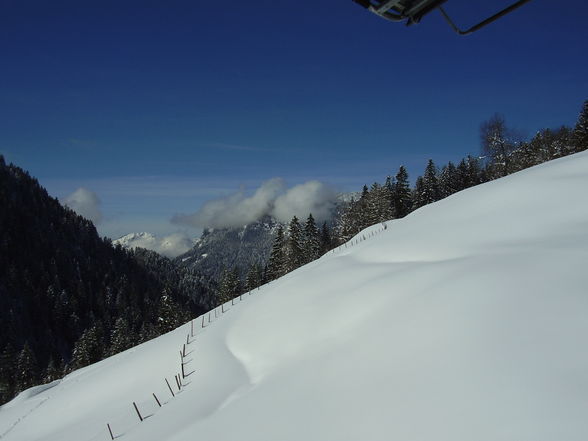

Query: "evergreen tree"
<box><xmin>42</xmin><ymin>356</ymin><xmax>63</xmax><ymax>384</ymax></box>
<box><xmin>217</xmin><ymin>267</ymin><xmax>241</xmax><ymax>304</ymax></box>
<box><xmin>0</xmin><ymin>343</ymin><xmax>16</xmax><ymax>403</ymax></box>
<box><xmin>411</xmin><ymin>176</ymin><xmax>426</xmax><ymax>210</ymax></box>
<box><xmin>14</xmin><ymin>342</ymin><xmax>38</xmax><ymax>393</ymax></box>
<box><xmin>319</xmin><ymin>222</ymin><xmax>332</xmax><ymax>255</ymax></box>
<box><xmin>439</xmin><ymin>161</ymin><xmax>459</xmax><ymax>199</ymax></box>
<box><xmin>303</xmin><ymin>214</ymin><xmax>321</xmax><ymax>264</ymax></box>
<box><xmin>108</xmin><ymin>317</ymin><xmax>134</xmax><ymax>356</ymax></box>
<box><xmin>572</xmin><ymin>99</ymin><xmax>588</xmax><ymax>153</ymax></box>
<box><xmin>70</xmin><ymin>325</ymin><xmax>104</xmax><ymax>370</ymax></box>
<box><xmin>156</xmin><ymin>292</ymin><xmax>185</xmax><ymax>334</ymax></box>
<box><xmin>266</xmin><ymin>225</ymin><xmax>285</xmax><ymax>281</ymax></box>
<box><xmin>245</xmin><ymin>262</ymin><xmax>263</xmax><ymax>292</ymax></box>
<box><xmin>337</xmin><ymin>198</ymin><xmax>360</xmax><ymax>243</ymax></box>
<box><xmin>480</xmin><ymin>113</ymin><xmax>517</xmax><ymax>177</ymax></box>
<box><xmin>284</xmin><ymin>216</ymin><xmax>304</xmax><ymax>273</ymax></box>
<box><xmin>392</xmin><ymin>166</ymin><xmax>412</xmax><ymax>218</ymax></box>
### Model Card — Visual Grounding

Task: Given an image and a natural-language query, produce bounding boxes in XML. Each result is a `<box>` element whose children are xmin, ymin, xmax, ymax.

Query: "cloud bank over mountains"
<box><xmin>172</xmin><ymin>178</ymin><xmax>337</xmax><ymax>229</ymax></box>
<box><xmin>64</xmin><ymin>187</ymin><xmax>103</xmax><ymax>224</ymax></box>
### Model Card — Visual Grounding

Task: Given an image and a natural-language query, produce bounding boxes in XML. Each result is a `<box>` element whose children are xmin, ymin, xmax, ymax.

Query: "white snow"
<box><xmin>113</xmin><ymin>232</ymin><xmax>196</xmax><ymax>258</ymax></box>
<box><xmin>2</xmin><ymin>152</ymin><xmax>588</xmax><ymax>441</ymax></box>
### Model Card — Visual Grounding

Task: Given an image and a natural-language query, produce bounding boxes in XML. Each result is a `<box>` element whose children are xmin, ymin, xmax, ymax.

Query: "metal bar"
<box><xmin>439</xmin><ymin>0</ymin><xmax>533</xmax><ymax>36</ymax></box>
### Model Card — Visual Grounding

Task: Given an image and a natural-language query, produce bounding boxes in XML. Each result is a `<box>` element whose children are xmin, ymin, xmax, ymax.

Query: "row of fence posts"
<box><xmin>106</xmin><ymin>223</ymin><xmax>388</xmax><ymax>438</ymax></box>
<box><xmin>329</xmin><ymin>222</ymin><xmax>388</xmax><ymax>255</ymax></box>
<box><xmin>105</xmin><ymin>280</ymin><xmax>266</xmax><ymax>439</ymax></box>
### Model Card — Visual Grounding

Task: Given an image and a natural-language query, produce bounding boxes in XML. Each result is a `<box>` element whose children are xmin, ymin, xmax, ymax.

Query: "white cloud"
<box><xmin>272</xmin><ymin>180</ymin><xmax>336</xmax><ymax>223</ymax></box>
<box><xmin>64</xmin><ymin>187</ymin><xmax>103</xmax><ymax>224</ymax></box>
<box><xmin>172</xmin><ymin>178</ymin><xmax>336</xmax><ymax>229</ymax></box>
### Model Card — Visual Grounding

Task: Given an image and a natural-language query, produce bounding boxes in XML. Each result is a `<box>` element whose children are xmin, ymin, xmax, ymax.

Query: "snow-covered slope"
<box><xmin>2</xmin><ymin>153</ymin><xmax>588</xmax><ymax>441</ymax></box>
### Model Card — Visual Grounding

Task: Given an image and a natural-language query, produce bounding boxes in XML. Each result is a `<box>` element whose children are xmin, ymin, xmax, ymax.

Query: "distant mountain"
<box><xmin>113</xmin><ymin>232</ymin><xmax>197</xmax><ymax>258</ymax></box>
<box><xmin>175</xmin><ymin>216</ymin><xmax>279</xmax><ymax>280</ymax></box>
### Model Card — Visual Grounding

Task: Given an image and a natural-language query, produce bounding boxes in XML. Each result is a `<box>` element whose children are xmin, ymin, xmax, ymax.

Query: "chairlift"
<box><xmin>352</xmin><ymin>0</ymin><xmax>533</xmax><ymax>35</ymax></box>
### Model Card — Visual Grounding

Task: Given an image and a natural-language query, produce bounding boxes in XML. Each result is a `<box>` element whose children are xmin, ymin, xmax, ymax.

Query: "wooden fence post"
<box><xmin>165</xmin><ymin>378</ymin><xmax>175</xmax><ymax>397</ymax></box>
<box><xmin>133</xmin><ymin>402</ymin><xmax>144</xmax><ymax>422</ymax></box>
<box><xmin>153</xmin><ymin>393</ymin><xmax>162</xmax><ymax>407</ymax></box>
<box><xmin>107</xmin><ymin>423</ymin><xmax>114</xmax><ymax>440</ymax></box>
<box><xmin>175</xmin><ymin>375</ymin><xmax>181</xmax><ymax>391</ymax></box>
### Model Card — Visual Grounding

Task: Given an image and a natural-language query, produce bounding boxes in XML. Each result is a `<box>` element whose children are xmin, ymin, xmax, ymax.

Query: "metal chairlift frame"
<box><xmin>353</xmin><ymin>0</ymin><xmax>533</xmax><ymax>35</ymax></box>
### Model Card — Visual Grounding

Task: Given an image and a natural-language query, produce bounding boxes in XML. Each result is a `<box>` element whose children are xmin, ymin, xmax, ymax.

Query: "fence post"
<box><xmin>165</xmin><ymin>378</ymin><xmax>175</xmax><ymax>397</ymax></box>
<box><xmin>153</xmin><ymin>393</ymin><xmax>162</xmax><ymax>407</ymax></box>
<box><xmin>107</xmin><ymin>423</ymin><xmax>115</xmax><ymax>440</ymax></box>
<box><xmin>133</xmin><ymin>402</ymin><xmax>144</xmax><ymax>422</ymax></box>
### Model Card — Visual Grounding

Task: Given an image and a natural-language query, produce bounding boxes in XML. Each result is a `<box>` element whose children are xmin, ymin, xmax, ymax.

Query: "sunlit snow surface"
<box><xmin>2</xmin><ymin>152</ymin><xmax>588</xmax><ymax>441</ymax></box>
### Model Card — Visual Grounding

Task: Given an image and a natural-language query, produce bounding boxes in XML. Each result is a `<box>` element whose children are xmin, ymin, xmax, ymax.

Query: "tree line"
<box><xmin>211</xmin><ymin>99</ymin><xmax>588</xmax><ymax>304</ymax></box>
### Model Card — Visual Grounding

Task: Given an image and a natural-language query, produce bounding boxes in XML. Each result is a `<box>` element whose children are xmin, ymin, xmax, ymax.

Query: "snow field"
<box><xmin>1</xmin><ymin>152</ymin><xmax>588</xmax><ymax>441</ymax></box>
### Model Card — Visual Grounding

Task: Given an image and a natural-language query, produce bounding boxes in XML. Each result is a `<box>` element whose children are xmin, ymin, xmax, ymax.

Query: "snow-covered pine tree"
<box><xmin>14</xmin><ymin>342</ymin><xmax>38</xmax><ymax>393</ymax></box>
<box><xmin>156</xmin><ymin>292</ymin><xmax>185</xmax><ymax>334</ymax></box>
<box><xmin>70</xmin><ymin>325</ymin><xmax>104</xmax><ymax>370</ymax></box>
<box><xmin>42</xmin><ymin>356</ymin><xmax>63</xmax><ymax>384</ymax></box>
<box><xmin>572</xmin><ymin>99</ymin><xmax>588</xmax><ymax>153</ymax></box>
<box><xmin>392</xmin><ymin>166</ymin><xmax>412</xmax><ymax>218</ymax></box>
<box><xmin>245</xmin><ymin>262</ymin><xmax>263</xmax><ymax>292</ymax></box>
<box><xmin>303</xmin><ymin>213</ymin><xmax>321</xmax><ymax>264</ymax></box>
<box><xmin>266</xmin><ymin>225</ymin><xmax>285</xmax><ymax>281</ymax></box>
<box><xmin>108</xmin><ymin>317</ymin><xmax>134</xmax><ymax>356</ymax></box>
<box><xmin>412</xmin><ymin>176</ymin><xmax>426</xmax><ymax>210</ymax></box>
<box><xmin>439</xmin><ymin>161</ymin><xmax>459</xmax><ymax>199</ymax></box>
<box><xmin>284</xmin><ymin>216</ymin><xmax>304</xmax><ymax>273</ymax></box>
<box><xmin>319</xmin><ymin>221</ymin><xmax>332</xmax><ymax>255</ymax></box>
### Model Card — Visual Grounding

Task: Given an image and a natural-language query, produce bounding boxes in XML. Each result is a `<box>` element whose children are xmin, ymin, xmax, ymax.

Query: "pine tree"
<box><xmin>14</xmin><ymin>342</ymin><xmax>38</xmax><ymax>393</ymax></box>
<box><xmin>319</xmin><ymin>222</ymin><xmax>332</xmax><ymax>255</ymax></box>
<box><xmin>439</xmin><ymin>161</ymin><xmax>459</xmax><ymax>198</ymax></box>
<box><xmin>480</xmin><ymin>113</ymin><xmax>516</xmax><ymax>177</ymax></box>
<box><xmin>284</xmin><ymin>216</ymin><xmax>304</xmax><ymax>273</ymax></box>
<box><xmin>266</xmin><ymin>225</ymin><xmax>285</xmax><ymax>281</ymax></box>
<box><xmin>392</xmin><ymin>166</ymin><xmax>412</xmax><ymax>218</ymax></box>
<box><xmin>108</xmin><ymin>317</ymin><xmax>134</xmax><ymax>356</ymax></box>
<box><xmin>156</xmin><ymin>292</ymin><xmax>185</xmax><ymax>334</ymax></box>
<box><xmin>572</xmin><ymin>99</ymin><xmax>588</xmax><ymax>153</ymax></box>
<box><xmin>303</xmin><ymin>214</ymin><xmax>321</xmax><ymax>264</ymax></box>
<box><xmin>71</xmin><ymin>325</ymin><xmax>104</xmax><ymax>370</ymax></box>
<box><xmin>412</xmin><ymin>176</ymin><xmax>426</xmax><ymax>210</ymax></box>
<box><xmin>217</xmin><ymin>267</ymin><xmax>241</xmax><ymax>304</ymax></box>
<box><xmin>0</xmin><ymin>343</ymin><xmax>16</xmax><ymax>403</ymax></box>
<box><xmin>245</xmin><ymin>262</ymin><xmax>263</xmax><ymax>292</ymax></box>
<box><xmin>422</xmin><ymin>159</ymin><xmax>440</xmax><ymax>204</ymax></box>
<box><xmin>42</xmin><ymin>356</ymin><xmax>63</xmax><ymax>384</ymax></box>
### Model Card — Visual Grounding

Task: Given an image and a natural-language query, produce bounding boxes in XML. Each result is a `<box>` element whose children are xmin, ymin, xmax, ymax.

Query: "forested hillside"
<box><xmin>0</xmin><ymin>159</ymin><xmax>211</xmax><ymax>404</ymax></box>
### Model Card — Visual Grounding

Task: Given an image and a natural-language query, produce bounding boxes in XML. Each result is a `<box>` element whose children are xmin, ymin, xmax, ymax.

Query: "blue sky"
<box><xmin>1</xmin><ymin>0</ymin><xmax>587</xmax><ymax>241</ymax></box>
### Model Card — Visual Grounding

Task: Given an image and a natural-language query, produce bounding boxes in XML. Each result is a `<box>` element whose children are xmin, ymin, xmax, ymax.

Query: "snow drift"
<box><xmin>1</xmin><ymin>152</ymin><xmax>588</xmax><ymax>441</ymax></box>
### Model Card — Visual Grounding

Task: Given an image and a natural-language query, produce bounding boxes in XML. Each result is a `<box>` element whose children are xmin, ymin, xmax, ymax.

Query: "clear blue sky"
<box><xmin>1</xmin><ymin>0</ymin><xmax>587</xmax><ymax>239</ymax></box>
